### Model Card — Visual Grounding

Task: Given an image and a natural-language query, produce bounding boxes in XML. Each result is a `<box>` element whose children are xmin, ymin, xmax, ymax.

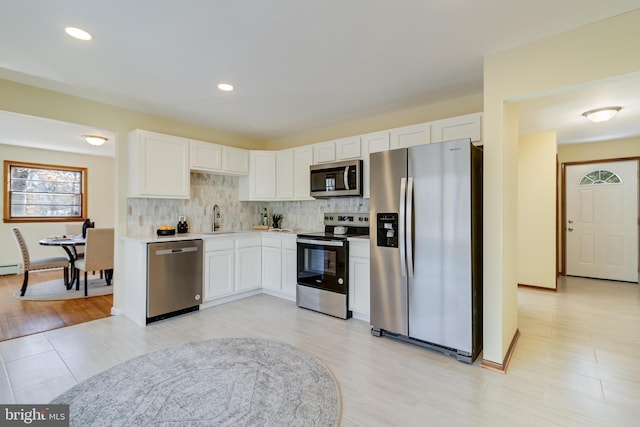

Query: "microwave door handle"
<box><xmin>344</xmin><ymin>166</ymin><xmax>350</xmax><ymax>190</ymax></box>
<box><xmin>399</xmin><ymin>177</ymin><xmax>407</xmax><ymax>278</ymax></box>
<box><xmin>406</xmin><ymin>177</ymin><xmax>414</xmax><ymax>278</ymax></box>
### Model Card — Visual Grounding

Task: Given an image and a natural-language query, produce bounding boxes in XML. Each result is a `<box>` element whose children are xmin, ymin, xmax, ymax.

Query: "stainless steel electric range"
<box><xmin>296</xmin><ymin>213</ymin><xmax>369</xmax><ymax>319</ymax></box>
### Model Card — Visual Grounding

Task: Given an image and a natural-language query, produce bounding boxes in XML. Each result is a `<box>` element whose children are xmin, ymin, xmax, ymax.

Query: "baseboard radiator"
<box><xmin>0</xmin><ymin>264</ymin><xmax>20</xmax><ymax>276</ymax></box>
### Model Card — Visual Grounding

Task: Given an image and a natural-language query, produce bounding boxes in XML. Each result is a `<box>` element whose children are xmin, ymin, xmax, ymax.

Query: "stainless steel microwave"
<box><xmin>309</xmin><ymin>159</ymin><xmax>363</xmax><ymax>198</ymax></box>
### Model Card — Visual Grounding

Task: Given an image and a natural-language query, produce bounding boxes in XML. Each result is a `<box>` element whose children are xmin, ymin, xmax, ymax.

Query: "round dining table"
<box><xmin>39</xmin><ymin>236</ymin><xmax>85</xmax><ymax>289</ymax></box>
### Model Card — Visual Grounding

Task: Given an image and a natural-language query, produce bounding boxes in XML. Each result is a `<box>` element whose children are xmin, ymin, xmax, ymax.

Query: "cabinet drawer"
<box><xmin>205</xmin><ymin>238</ymin><xmax>234</xmax><ymax>251</ymax></box>
<box><xmin>262</xmin><ymin>237</ymin><xmax>282</xmax><ymax>248</ymax></box>
<box><xmin>282</xmin><ymin>238</ymin><xmax>297</xmax><ymax>250</ymax></box>
<box><xmin>349</xmin><ymin>241</ymin><xmax>370</xmax><ymax>258</ymax></box>
<box><xmin>235</xmin><ymin>237</ymin><xmax>262</xmax><ymax>248</ymax></box>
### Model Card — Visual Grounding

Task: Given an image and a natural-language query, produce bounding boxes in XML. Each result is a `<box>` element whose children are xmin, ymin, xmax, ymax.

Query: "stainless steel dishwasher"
<box><xmin>147</xmin><ymin>239</ymin><xmax>203</xmax><ymax>323</ymax></box>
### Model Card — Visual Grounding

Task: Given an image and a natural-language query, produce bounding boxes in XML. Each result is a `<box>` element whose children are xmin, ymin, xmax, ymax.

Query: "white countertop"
<box><xmin>121</xmin><ymin>229</ymin><xmax>301</xmax><ymax>243</ymax></box>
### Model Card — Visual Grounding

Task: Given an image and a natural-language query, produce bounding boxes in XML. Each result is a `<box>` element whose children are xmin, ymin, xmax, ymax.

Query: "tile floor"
<box><xmin>0</xmin><ymin>276</ymin><xmax>638</xmax><ymax>426</ymax></box>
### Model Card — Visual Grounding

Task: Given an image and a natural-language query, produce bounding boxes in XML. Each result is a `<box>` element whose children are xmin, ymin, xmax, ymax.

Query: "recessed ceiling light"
<box><xmin>582</xmin><ymin>106</ymin><xmax>622</xmax><ymax>123</ymax></box>
<box><xmin>217</xmin><ymin>83</ymin><xmax>234</xmax><ymax>92</ymax></box>
<box><xmin>65</xmin><ymin>27</ymin><xmax>92</xmax><ymax>41</ymax></box>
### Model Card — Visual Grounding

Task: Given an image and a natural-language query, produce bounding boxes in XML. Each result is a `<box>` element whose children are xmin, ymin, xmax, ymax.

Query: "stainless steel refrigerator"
<box><xmin>369</xmin><ymin>138</ymin><xmax>482</xmax><ymax>363</ymax></box>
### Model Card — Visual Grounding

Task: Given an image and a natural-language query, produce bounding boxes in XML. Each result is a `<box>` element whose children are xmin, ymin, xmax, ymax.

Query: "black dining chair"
<box><xmin>11</xmin><ymin>228</ymin><xmax>70</xmax><ymax>296</ymax></box>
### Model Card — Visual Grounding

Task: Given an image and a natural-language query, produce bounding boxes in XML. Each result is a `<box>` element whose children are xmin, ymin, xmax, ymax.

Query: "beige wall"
<box><xmin>0</xmin><ymin>79</ymin><xmax>265</xmax><ymax>151</ymax></box>
<box><xmin>1</xmin><ymin>144</ymin><xmax>115</xmax><ymax>267</ymax></box>
<box><xmin>558</xmin><ymin>136</ymin><xmax>640</xmax><ymax>164</ymax></box>
<box><xmin>265</xmin><ymin>93</ymin><xmax>483</xmax><ymax>149</ymax></box>
<box><xmin>518</xmin><ymin>132</ymin><xmax>557</xmax><ymax>289</ymax></box>
<box><xmin>483</xmin><ymin>9</ymin><xmax>640</xmax><ymax>364</ymax></box>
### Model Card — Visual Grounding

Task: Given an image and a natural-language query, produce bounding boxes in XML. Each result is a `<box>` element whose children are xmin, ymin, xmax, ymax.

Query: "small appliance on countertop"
<box><xmin>296</xmin><ymin>213</ymin><xmax>369</xmax><ymax>319</ymax></box>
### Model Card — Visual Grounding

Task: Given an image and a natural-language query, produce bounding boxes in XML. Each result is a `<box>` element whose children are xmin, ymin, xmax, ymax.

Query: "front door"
<box><xmin>565</xmin><ymin>160</ymin><xmax>638</xmax><ymax>282</ymax></box>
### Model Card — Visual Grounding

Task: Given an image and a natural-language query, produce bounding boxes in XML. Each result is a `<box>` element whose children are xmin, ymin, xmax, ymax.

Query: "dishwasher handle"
<box><xmin>155</xmin><ymin>246</ymin><xmax>199</xmax><ymax>256</ymax></box>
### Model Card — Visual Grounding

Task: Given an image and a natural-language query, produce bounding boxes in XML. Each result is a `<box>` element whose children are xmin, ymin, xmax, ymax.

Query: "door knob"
<box><xmin>568</xmin><ymin>227</ymin><xmax>574</xmax><ymax>232</ymax></box>
<box><xmin>568</xmin><ymin>220</ymin><xmax>574</xmax><ymax>224</ymax></box>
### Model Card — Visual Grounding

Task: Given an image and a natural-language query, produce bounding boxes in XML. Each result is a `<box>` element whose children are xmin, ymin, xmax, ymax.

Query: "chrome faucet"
<box><xmin>213</xmin><ymin>204</ymin><xmax>221</xmax><ymax>231</ymax></box>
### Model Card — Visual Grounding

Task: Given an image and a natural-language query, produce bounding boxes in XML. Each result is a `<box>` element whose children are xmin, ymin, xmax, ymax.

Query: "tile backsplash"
<box><xmin>127</xmin><ymin>172</ymin><xmax>369</xmax><ymax>235</ymax></box>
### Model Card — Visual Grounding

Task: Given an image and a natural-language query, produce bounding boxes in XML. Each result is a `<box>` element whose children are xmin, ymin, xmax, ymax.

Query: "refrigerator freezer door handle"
<box><xmin>399</xmin><ymin>177</ymin><xmax>407</xmax><ymax>277</ymax></box>
<box><xmin>406</xmin><ymin>177</ymin><xmax>414</xmax><ymax>278</ymax></box>
<box><xmin>344</xmin><ymin>166</ymin><xmax>350</xmax><ymax>190</ymax></box>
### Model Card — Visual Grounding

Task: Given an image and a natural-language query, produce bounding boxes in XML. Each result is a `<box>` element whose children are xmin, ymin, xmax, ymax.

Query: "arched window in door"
<box><xmin>579</xmin><ymin>169</ymin><xmax>622</xmax><ymax>185</ymax></box>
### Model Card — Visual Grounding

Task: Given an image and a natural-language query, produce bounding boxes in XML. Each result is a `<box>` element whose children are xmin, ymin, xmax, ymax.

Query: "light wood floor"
<box><xmin>0</xmin><ymin>275</ymin><xmax>638</xmax><ymax>425</ymax></box>
<box><xmin>0</xmin><ymin>270</ymin><xmax>112</xmax><ymax>342</ymax></box>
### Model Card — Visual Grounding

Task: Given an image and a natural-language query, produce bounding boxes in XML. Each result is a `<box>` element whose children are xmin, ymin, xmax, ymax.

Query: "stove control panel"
<box><xmin>324</xmin><ymin>213</ymin><xmax>369</xmax><ymax>227</ymax></box>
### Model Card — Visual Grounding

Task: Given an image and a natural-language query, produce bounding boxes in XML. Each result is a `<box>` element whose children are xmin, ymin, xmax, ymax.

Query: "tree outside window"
<box><xmin>3</xmin><ymin>160</ymin><xmax>87</xmax><ymax>222</ymax></box>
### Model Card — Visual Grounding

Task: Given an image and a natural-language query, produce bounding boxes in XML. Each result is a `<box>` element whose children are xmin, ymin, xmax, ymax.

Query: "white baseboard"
<box><xmin>0</xmin><ymin>264</ymin><xmax>19</xmax><ymax>276</ymax></box>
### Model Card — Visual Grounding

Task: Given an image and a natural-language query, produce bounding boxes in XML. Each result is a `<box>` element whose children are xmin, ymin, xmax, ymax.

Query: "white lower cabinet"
<box><xmin>348</xmin><ymin>239</ymin><xmax>370</xmax><ymax>321</ymax></box>
<box><xmin>235</xmin><ymin>236</ymin><xmax>262</xmax><ymax>292</ymax></box>
<box><xmin>261</xmin><ymin>234</ymin><xmax>297</xmax><ymax>300</ymax></box>
<box><xmin>281</xmin><ymin>238</ymin><xmax>297</xmax><ymax>298</ymax></box>
<box><xmin>204</xmin><ymin>238</ymin><xmax>235</xmax><ymax>300</ymax></box>
<box><xmin>261</xmin><ymin>237</ymin><xmax>282</xmax><ymax>291</ymax></box>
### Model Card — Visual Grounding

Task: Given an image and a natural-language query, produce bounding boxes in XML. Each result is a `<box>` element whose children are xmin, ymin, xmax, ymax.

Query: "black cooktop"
<box><xmin>297</xmin><ymin>213</ymin><xmax>370</xmax><ymax>240</ymax></box>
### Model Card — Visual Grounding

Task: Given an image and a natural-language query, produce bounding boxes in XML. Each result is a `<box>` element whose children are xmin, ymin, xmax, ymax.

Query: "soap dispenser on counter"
<box><xmin>177</xmin><ymin>215</ymin><xmax>189</xmax><ymax>234</ymax></box>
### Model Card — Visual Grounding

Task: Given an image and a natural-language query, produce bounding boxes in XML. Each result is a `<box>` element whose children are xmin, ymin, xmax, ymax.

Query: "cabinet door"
<box><xmin>222</xmin><ymin>147</ymin><xmax>250</xmax><ymax>175</ymax></box>
<box><xmin>335</xmin><ymin>136</ymin><xmax>361</xmax><ymax>160</ymax></box>
<box><xmin>313</xmin><ymin>141</ymin><xmax>336</xmax><ymax>163</ymax></box>
<box><xmin>129</xmin><ymin>130</ymin><xmax>190</xmax><ymax>198</ymax></box>
<box><xmin>431</xmin><ymin>113</ymin><xmax>482</xmax><ymax>145</ymax></box>
<box><xmin>282</xmin><ymin>241</ymin><xmax>298</xmax><ymax>298</ymax></box>
<box><xmin>262</xmin><ymin>245</ymin><xmax>282</xmax><ymax>291</ymax></box>
<box><xmin>204</xmin><ymin>249</ymin><xmax>234</xmax><ymax>300</ymax></box>
<box><xmin>361</xmin><ymin>131</ymin><xmax>390</xmax><ymax>199</ymax></box>
<box><xmin>389</xmin><ymin>123</ymin><xmax>431</xmax><ymax>149</ymax></box>
<box><xmin>349</xmin><ymin>256</ymin><xmax>371</xmax><ymax>316</ymax></box>
<box><xmin>293</xmin><ymin>146</ymin><xmax>314</xmax><ymax>200</ymax></box>
<box><xmin>236</xmin><ymin>245</ymin><xmax>262</xmax><ymax>291</ymax></box>
<box><xmin>250</xmin><ymin>151</ymin><xmax>276</xmax><ymax>200</ymax></box>
<box><xmin>276</xmin><ymin>149</ymin><xmax>294</xmax><ymax>200</ymax></box>
<box><xmin>349</xmin><ymin>241</ymin><xmax>370</xmax><ymax>317</ymax></box>
<box><xmin>190</xmin><ymin>140</ymin><xmax>222</xmax><ymax>172</ymax></box>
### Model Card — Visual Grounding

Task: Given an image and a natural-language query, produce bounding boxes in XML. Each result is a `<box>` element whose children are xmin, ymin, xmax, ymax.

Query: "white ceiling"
<box><xmin>0</xmin><ymin>1</ymin><xmax>639</xmax><ymax>153</ymax></box>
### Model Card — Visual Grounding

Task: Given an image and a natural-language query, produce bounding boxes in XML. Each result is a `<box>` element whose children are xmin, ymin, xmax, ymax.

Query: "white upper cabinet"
<box><xmin>362</xmin><ymin>131</ymin><xmax>390</xmax><ymax>154</ymax></box>
<box><xmin>389</xmin><ymin>122</ymin><xmax>431</xmax><ymax>149</ymax></box>
<box><xmin>222</xmin><ymin>146</ymin><xmax>250</xmax><ymax>175</ymax></box>
<box><xmin>313</xmin><ymin>141</ymin><xmax>336</xmax><ymax>164</ymax></box>
<box><xmin>361</xmin><ymin>131</ymin><xmax>390</xmax><ymax>198</ymax></box>
<box><xmin>276</xmin><ymin>149</ymin><xmax>294</xmax><ymax>200</ymax></box>
<box><xmin>190</xmin><ymin>140</ymin><xmax>222</xmax><ymax>172</ymax></box>
<box><xmin>127</xmin><ymin>129</ymin><xmax>190</xmax><ymax>199</ymax></box>
<box><xmin>190</xmin><ymin>140</ymin><xmax>249</xmax><ymax>175</ymax></box>
<box><xmin>431</xmin><ymin>113</ymin><xmax>483</xmax><ymax>145</ymax></box>
<box><xmin>293</xmin><ymin>146</ymin><xmax>314</xmax><ymax>200</ymax></box>
<box><xmin>239</xmin><ymin>151</ymin><xmax>276</xmax><ymax>201</ymax></box>
<box><xmin>335</xmin><ymin>136</ymin><xmax>361</xmax><ymax>160</ymax></box>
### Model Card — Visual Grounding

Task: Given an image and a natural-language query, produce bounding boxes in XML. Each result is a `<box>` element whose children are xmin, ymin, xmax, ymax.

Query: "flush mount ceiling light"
<box><xmin>65</xmin><ymin>26</ymin><xmax>93</xmax><ymax>41</ymax></box>
<box><xmin>217</xmin><ymin>83</ymin><xmax>234</xmax><ymax>92</ymax></box>
<box><xmin>83</xmin><ymin>135</ymin><xmax>108</xmax><ymax>146</ymax></box>
<box><xmin>582</xmin><ymin>106</ymin><xmax>622</xmax><ymax>123</ymax></box>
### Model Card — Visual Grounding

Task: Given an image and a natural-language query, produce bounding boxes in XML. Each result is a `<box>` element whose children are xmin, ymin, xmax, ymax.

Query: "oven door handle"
<box><xmin>297</xmin><ymin>238</ymin><xmax>344</xmax><ymax>247</ymax></box>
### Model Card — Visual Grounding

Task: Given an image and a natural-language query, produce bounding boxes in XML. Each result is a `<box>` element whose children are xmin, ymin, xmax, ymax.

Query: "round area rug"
<box><xmin>12</xmin><ymin>275</ymin><xmax>113</xmax><ymax>301</ymax></box>
<box><xmin>51</xmin><ymin>338</ymin><xmax>341</xmax><ymax>426</ymax></box>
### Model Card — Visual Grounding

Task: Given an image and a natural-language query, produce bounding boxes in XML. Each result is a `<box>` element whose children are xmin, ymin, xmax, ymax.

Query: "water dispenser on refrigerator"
<box><xmin>377</xmin><ymin>213</ymin><xmax>398</xmax><ymax>248</ymax></box>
